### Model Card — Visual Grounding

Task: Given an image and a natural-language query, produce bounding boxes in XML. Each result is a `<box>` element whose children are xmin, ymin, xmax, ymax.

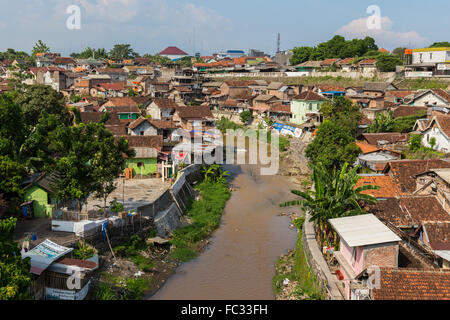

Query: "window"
<box><xmin>140</xmin><ymin>131</ymin><xmax>144</xmax><ymax>136</ymax></box>
<box><xmin>430</xmin><ymin>53</ymin><xmax>433</xmax><ymax>60</ymax></box>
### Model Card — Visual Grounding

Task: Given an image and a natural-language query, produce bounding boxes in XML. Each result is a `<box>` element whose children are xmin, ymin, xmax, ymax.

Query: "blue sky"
<box><xmin>0</xmin><ymin>0</ymin><xmax>448</xmax><ymax>56</ymax></box>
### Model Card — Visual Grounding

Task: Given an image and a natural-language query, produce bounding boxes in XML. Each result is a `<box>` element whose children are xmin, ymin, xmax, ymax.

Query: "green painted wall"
<box><xmin>290</xmin><ymin>99</ymin><xmax>324</xmax><ymax>125</ymax></box>
<box><xmin>125</xmin><ymin>158</ymin><xmax>158</xmax><ymax>176</ymax></box>
<box><xmin>24</xmin><ymin>186</ymin><xmax>52</xmax><ymax>217</ymax></box>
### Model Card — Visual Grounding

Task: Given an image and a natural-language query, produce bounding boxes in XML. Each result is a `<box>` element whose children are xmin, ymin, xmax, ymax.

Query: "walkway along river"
<box><xmin>150</xmin><ymin>164</ymin><xmax>301</xmax><ymax>300</ymax></box>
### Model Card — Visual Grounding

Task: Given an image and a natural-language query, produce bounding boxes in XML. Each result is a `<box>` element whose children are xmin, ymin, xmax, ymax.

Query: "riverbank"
<box><xmin>89</xmin><ymin>175</ymin><xmax>231</xmax><ymax>300</ymax></box>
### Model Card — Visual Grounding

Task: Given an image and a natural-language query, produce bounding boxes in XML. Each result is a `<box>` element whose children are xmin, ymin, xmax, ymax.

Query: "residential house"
<box><xmin>146</xmin><ymin>98</ymin><xmax>177</xmax><ymax>120</ymax></box>
<box><xmin>370</xmin><ymin>268</ymin><xmax>450</xmax><ymax>300</ymax></box>
<box><xmin>22</xmin><ymin>173</ymin><xmax>60</xmax><ymax>218</ymax></box>
<box><xmin>123</xmin><ymin>65</ymin><xmax>154</xmax><ymax>77</ymax></box>
<box><xmin>128</xmin><ymin>117</ymin><xmax>158</xmax><ymax>136</ymax></box>
<box><xmin>320</xmin><ymin>58</ymin><xmax>340</xmax><ymax>69</ymax></box>
<box><xmin>168</xmin><ymin>86</ymin><xmax>193</xmax><ymax>104</ymax></box>
<box><xmin>219</xmin><ymin>80</ymin><xmax>254</xmax><ymax>99</ymax></box>
<box><xmin>421</xmin><ymin>222</ymin><xmax>450</xmax><ymax>268</ymax></box>
<box><xmin>295</xmin><ymin>61</ymin><xmax>321</xmax><ymax>73</ymax></box>
<box><xmin>173</xmin><ymin>106</ymin><xmax>215</xmax><ymax>131</ymax></box>
<box><xmin>158</xmin><ymin>46</ymin><xmax>189</xmax><ymax>61</ymax></box>
<box><xmin>421</xmin><ymin>116</ymin><xmax>450</xmax><ymax>152</ymax></box>
<box><xmin>252</xmin><ymin>94</ymin><xmax>281</xmax><ymax>116</ymax></box>
<box><xmin>385</xmin><ymin>90</ymin><xmax>415</xmax><ymax>104</ymax></box>
<box><xmin>337</xmin><ymin>58</ymin><xmax>356</xmax><ymax>72</ymax></box>
<box><xmin>330</xmin><ymin>214</ymin><xmax>401</xmax><ymax>300</ymax></box>
<box><xmin>120</xmin><ymin>135</ymin><xmax>163</xmax><ymax>177</ymax></box>
<box><xmin>383</xmin><ymin>159</ymin><xmax>450</xmax><ymax>194</ymax></box>
<box><xmin>290</xmin><ymin>91</ymin><xmax>327</xmax><ymax>126</ymax></box>
<box><xmin>268</xmin><ymin>103</ymin><xmax>291</xmax><ymax>122</ymax></box>
<box><xmin>363</xmin><ymin>82</ymin><xmax>398</xmax><ymax>97</ymax></box>
<box><xmin>408</xmin><ymin>89</ymin><xmax>450</xmax><ymax>107</ymax></box>
<box><xmin>362</xmin><ymin>133</ymin><xmax>409</xmax><ymax>150</ymax></box>
<box><xmin>355</xmin><ymin>142</ymin><xmax>401</xmax><ymax>172</ymax></box>
<box><xmin>266</xmin><ymin>82</ymin><xmax>284</xmax><ymax>97</ymax></box>
<box><xmin>149</xmin><ymin>81</ymin><xmax>170</xmax><ymax>98</ymax></box>
<box><xmin>53</xmin><ymin>57</ymin><xmax>76</xmax><ymax>70</ymax></box>
<box><xmin>90</xmin><ymin>83</ymin><xmax>126</xmax><ymax>98</ymax></box>
<box><xmin>95</xmin><ymin>68</ymin><xmax>128</xmax><ymax>82</ymax></box>
<box><xmin>100</xmin><ymin>97</ymin><xmax>141</xmax><ymax>122</ymax></box>
<box><xmin>358</xmin><ymin>59</ymin><xmax>378</xmax><ymax>74</ymax></box>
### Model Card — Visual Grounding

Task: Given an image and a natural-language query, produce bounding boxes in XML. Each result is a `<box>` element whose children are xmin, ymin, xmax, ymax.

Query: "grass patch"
<box><xmin>96</xmin><ymin>282</ymin><xmax>117</xmax><ymax>300</ymax></box>
<box><xmin>272</xmin><ymin>217</ymin><xmax>325</xmax><ymax>300</ymax></box>
<box><xmin>169</xmin><ymin>180</ymin><xmax>231</xmax><ymax>262</ymax></box>
<box><xmin>113</xmin><ymin>233</ymin><xmax>156</xmax><ymax>272</ymax></box>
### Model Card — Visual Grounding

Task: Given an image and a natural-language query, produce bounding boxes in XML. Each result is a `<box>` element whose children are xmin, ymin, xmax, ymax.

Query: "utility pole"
<box><xmin>277</xmin><ymin>33</ymin><xmax>281</xmax><ymax>54</ymax></box>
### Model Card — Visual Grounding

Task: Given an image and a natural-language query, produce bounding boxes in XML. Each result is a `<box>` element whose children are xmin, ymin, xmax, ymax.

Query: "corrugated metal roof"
<box><xmin>329</xmin><ymin>214</ymin><xmax>401</xmax><ymax>247</ymax></box>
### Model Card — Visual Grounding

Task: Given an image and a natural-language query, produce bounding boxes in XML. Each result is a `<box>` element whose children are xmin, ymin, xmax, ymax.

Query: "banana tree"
<box><xmin>280</xmin><ymin>162</ymin><xmax>380</xmax><ymax>248</ymax></box>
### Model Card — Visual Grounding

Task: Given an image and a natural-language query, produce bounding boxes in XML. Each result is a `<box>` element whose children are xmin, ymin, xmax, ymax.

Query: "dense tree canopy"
<box><xmin>376</xmin><ymin>55</ymin><xmax>403</xmax><ymax>72</ymax></box>
<box><xmin>305</xmin><ymin>121</ymin><xmax>361</xmax><ymax>172</ymax></box>
<box><xmin>320</xmin><ymin>96</ymin><xmax>361</xmax><ymax>137</ymax></box>
<box><xmin>429</xmin><ymin>42</ymin><xmax>450</xmax><ymax>48</ymax></box>
<box><xmin>109</xmin><ymin>44</ymin><xmax>139</xmax><ymax>60</ymax></box>
<box><xmin>0</xmin><ymin>217</ymin><xmax>32</xmax><ymax>300</ymax></box>
<box><xmin>49</xmin><ymin>122</ymin><xmax>134</xmax><ymax>213</ymax></box>
<box><xmin>0</xmin><ymin>48</ymin><xmax>30</xmax><ymax>61</ymax></box>
<box><xmin>290</xmin><ymin>35</ymin><xmax>378</xmax><ymax>65</ymax></box>
<box><xmin>70</xmin><ymin>47</ymin><xmax>108</xmax><ymax>59</ymax></box>
<box><xmin>14</xmin><ymin>85</ymin><xmax>71</xmax><ymax>128</ymax></box>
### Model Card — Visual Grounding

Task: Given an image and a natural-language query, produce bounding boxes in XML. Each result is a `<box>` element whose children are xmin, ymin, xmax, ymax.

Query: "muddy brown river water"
<box><xmin>150</xmin><ymin>164</ymin><xmax>301</xmax><ymax>300</ymax></box>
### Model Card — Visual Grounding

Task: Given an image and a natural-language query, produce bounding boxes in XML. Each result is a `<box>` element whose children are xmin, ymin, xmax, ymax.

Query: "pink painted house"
<box><xmin>329</xmin><ymin>214</ymin><xmax>401</xmax><ymax>300</ymax></box>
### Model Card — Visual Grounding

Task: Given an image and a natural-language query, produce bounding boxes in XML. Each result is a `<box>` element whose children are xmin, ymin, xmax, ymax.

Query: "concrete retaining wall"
<box><xmin>135</xmin><ymin>164</ymin><xmax>203</xmax><ymax>237</ymax></box>
<box><xmin>302</xmin><ymin>213</ymin><xmax>344</xmax><ymax>300</ymax></box>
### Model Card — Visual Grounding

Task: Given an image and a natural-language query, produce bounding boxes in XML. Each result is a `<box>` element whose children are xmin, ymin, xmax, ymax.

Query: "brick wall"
<box><xmin>363</xmin><ymin>242</ymin><xmax>399</xmax><ymax>269</ymax></box>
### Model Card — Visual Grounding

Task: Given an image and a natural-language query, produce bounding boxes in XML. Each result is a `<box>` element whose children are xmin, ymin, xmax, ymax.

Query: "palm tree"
<box><xmin>280</xmin><ymin>162</ymin><xmax>379</xmax><ymax>248</ymax></box>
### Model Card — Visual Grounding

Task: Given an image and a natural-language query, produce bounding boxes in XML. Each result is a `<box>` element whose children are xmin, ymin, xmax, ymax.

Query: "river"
<box><xmin>150</xmin><ymin>164</ymin><xmax>301</xmax><ymax>300</ymax></box>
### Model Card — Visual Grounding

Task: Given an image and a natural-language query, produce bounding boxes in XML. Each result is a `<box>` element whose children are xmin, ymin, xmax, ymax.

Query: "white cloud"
<box><xmin>77</xmin><ymin>0</ymin><xmax>139</xmax><ymax>22</ymax></box>
<box><xmin>336</xmin><ymin>16</ymin><xmax>428</xmax><ymax>48</ymax></box>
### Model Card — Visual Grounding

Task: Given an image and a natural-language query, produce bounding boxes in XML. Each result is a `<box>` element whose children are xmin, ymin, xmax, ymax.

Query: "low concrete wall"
<box><xmin>302</xmin><ymin>213</ymin><xmax>344</xmax><ymax>300</ymax></box>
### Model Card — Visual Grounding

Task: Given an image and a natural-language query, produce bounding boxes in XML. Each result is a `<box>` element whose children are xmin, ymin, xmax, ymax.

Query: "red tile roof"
<box><xmin>152</xmin><ymin>98</ymin><xmax>178</xmax><ymax>110</ymax></box>
<box><xmin>103</xmin><ymin>97</ymin><xmax>139</xmax><ymax>107</ymax></box>
<box><xmin>372</xmin><ymin>268</ymin><xmax>450</xmax><ymax>300</ymax></box>
<box><xmin>392</xmin><ymin>105</ymin><xmax>427</xmax><ymax>118</ymax></box>
<box><xmin>320</xmin><ymin>58</ymin><xmax>339</xmax><ymax>66</ymax></box>
<box><xmin>292</xmin><ymin>91</ymin><xmax>327</xmax><ymax>101</ymax></box>
<box><xmin>336</xmin><ymin>58</ymin><xmax>354</xmax><ymax>66</ymax></box>
<box><xmin>98</xmin><ymin>83</ymin><xmax>125</xmax><ymax>91</ymax></box>
<box><xmin>362</xmin><ymin>133</ymin><xmax>409</xmax><ymax>147</ymax></box>
<box><xmin>385</xmin><ymin>159</ymin><xmax>450</xmax><ymax>193</ymax></box>
<box><xmin>176</xmin><ymin>106</ymin><xmax>213</xmax><ymax>119</ymax></box>
<box><xmin>355</xmin><ymin>175</ymin><xmax>403</xmax><ymax>198</ymax></box>
<box><xmin>356</xmin><ymin>142</ymin><xmax>380</xmax><ymax>154</ymax></box>
<box><xmin>159</xmin><ymin>46</ymin><xmax>188</xmax><ymax>56</ymax></box>
<box><xmin>54</xmin><ymin>57</ymin><xmax>76</xmax><ymax>65</ymax></box>
<box><xmin>120</xmin><ymin>135</ymin><xmax>163</xmax><ymax>149</ymax></box>
<box><xmin>56</xmin><ymin>258</ymin><xmax>98</xmax><ymax>270</ymax></box>
<box><xmin>358</xmin><ymin>58</ymin><xmax>377</xmax><ymax>65</ymax></box>
<box><xmin>366</xmin><ymin>196</ymin><xmax>450</xmax><ymax>227</ymax></box>
<box><xmin>423</xmin><ymin>221</ymin><xmax>450</xmax><ymax>250</ymax></box>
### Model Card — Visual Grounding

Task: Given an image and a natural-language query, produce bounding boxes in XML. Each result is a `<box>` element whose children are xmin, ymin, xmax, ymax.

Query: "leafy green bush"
<box><xmin>169</xmin><ymin>180</ymin><xmax>231</xmax><ymax>262</ymax></box>
<box><xmin>123</xmin><ymin>278</ymin><xmax>150</xmax><ymax>300</ymax></box>
<box><xmin>72</xmin><ymin>240</ymin><xmax>95</xmax><ymax>260</ymax></box>
<box><xmin>96</xmin><ymin>282</ymin><xmax>117</xmax><ymax>300</ymax></box>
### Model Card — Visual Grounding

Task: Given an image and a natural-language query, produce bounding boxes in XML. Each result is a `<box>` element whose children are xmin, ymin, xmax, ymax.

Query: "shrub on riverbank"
<box><xmin>170</xmin><ymin>180</ymin><xmax>231</xmax><ymax>262</ymax></box>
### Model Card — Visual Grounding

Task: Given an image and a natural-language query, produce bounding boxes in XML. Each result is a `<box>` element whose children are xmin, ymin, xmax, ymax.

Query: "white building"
<box><xmin>407</xmin><ymin>47</ymin><xmax>450</xmax><ymax>77</ymax></box>
<box><xmin>159</xmin><ymin>47</ymin><xmax>189</xmax><ymax>61</ymax></box>
<box><xmin>421</xmin><ymin>116</ymin><xmax>450</xmax><ymax>153</ymax></box>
